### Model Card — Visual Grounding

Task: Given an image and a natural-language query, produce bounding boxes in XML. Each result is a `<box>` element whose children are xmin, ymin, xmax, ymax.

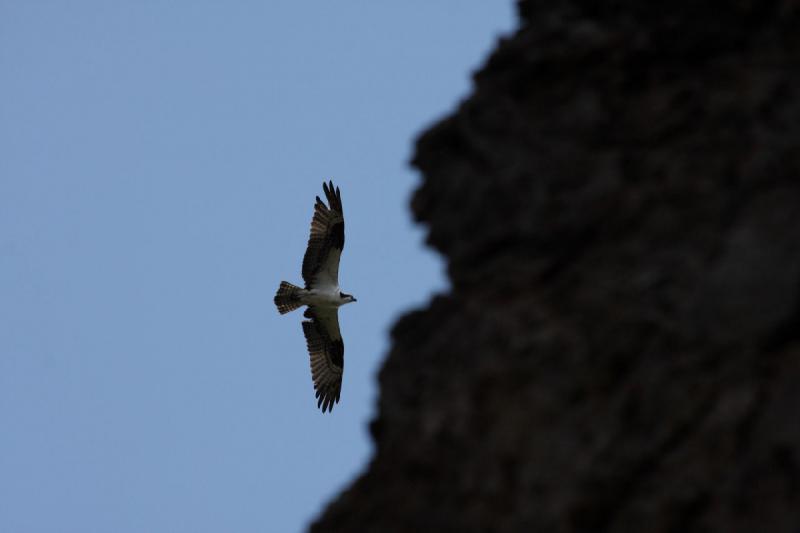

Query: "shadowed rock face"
<box><xmin>311</xmin><ymin>1</ymin><xmax>800</xmax><ymax>531</ymax></box>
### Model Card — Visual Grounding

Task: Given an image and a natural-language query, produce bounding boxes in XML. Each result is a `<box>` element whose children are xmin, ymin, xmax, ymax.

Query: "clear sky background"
<box><xmin>0</xmin><ymin>3</ymin><xmax>515</xmax><ymax>532</ymax></box>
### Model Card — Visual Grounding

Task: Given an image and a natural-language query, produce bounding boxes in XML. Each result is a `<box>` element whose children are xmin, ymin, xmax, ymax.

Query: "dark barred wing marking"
<box><xmin>301</xmin><ymin>307</ymin><xmax>344</xmax><ymax>413</ymax></box>
<box><xmin>302</xmin><ymin>180</ymin><xmax>344</xmax><ymax>289</ymax></box>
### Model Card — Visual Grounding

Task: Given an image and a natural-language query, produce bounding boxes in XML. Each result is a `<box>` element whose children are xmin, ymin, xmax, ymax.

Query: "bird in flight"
<box><xmin>274</xmin><ymin>181</ymin><xmax>357</xmax><ymax>412</ymax></box>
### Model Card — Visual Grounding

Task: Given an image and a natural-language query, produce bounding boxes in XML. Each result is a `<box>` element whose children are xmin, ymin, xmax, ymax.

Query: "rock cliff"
<box><xmin>312</xmin><ymin>1</ymin><xmax>800</xmax><ymax>531</ymax></box>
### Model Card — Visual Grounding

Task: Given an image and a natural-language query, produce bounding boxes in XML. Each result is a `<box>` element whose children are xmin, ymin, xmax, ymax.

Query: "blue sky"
<box><xmin>0</xmin><ymin>2</ymin><xmax>515</xmax><ymax>531</ymax></box>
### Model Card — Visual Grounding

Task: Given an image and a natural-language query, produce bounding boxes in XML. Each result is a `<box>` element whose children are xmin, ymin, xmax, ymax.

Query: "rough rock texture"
<box><xmin>312</xmin><ymin>1</ymin><xmax>800</xmax><ymax>531</ymax></box>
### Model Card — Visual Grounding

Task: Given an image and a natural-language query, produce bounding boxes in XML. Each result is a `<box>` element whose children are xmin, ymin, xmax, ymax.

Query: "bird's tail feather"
<box><xmin>274</xmin><ymin>281</ymin><xmax>303</xmax><ymax>314</ymax></box>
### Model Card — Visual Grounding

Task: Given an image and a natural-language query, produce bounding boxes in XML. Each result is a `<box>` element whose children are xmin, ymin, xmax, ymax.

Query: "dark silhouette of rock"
<box><xmin>311</xmin><ymin>1</ymin><xmax>800</xmax><ymax>531</ymax></box>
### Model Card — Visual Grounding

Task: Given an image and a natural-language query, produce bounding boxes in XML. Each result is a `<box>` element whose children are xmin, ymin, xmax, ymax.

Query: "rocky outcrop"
<box><xmin>311</xmin><ymin>1</ymin><xmax>800</xmax><ymax>531</ymax></box>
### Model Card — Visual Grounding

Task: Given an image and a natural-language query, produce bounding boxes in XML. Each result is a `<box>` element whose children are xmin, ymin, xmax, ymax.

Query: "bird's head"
<box><xmin>339</xmin><ymin>291</ymin><xmax>357</xmax><ymax>305</ymax></box>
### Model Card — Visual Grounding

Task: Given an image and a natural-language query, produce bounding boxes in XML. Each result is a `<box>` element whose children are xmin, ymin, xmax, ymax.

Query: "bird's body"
<box><xmin>278</xmin><ymin>285</ymin><xmax>350</xmax><ymax>309</ymax></box>
<box><xmin>274</xmin><ymin>181</ymin><xmax>356</xmax><ymax>413</ymax></box>
<box><xmin>302</xmin><ymin>288</ymin><xmax>350</xmax><ymax>308</ymax></box>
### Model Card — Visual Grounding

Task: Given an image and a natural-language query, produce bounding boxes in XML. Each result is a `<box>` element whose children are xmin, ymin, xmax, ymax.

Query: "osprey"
<box><xmin>274</xmin><ymin>181</ymin><xmax>357</xmax><ymax>413</ymax></box>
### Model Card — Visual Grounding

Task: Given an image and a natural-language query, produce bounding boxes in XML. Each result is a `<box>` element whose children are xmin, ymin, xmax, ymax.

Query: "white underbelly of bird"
<box><xmin>300</xmin><ymin>288</ymin><xmax>347</xmax><ymax>308</ymax></box>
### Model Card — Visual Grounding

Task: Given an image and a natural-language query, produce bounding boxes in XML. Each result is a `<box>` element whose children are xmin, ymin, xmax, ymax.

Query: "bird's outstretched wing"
<box><xmin>301</xmin><ymin>307</ymin><xmax>344</xmax><ymax>413</ymax></box>
<box><xmin>302</xmin><ymin>181</ymin><xmax>344</xmax><ymax>290</ymax></box>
